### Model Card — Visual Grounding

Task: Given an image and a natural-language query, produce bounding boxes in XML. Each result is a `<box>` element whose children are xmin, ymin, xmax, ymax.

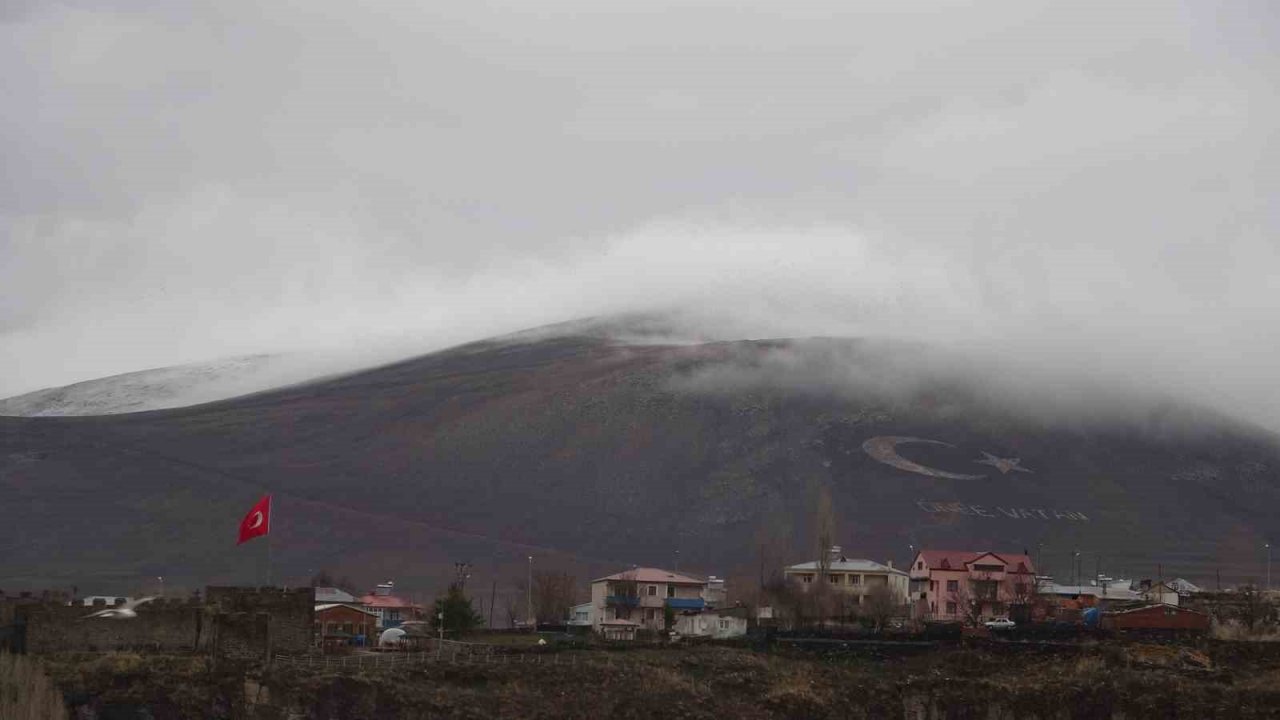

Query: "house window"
<box><xmin>646</xmin><ymin>609</ymin><xmax>656</xmax><ymax>621</ymax></box>
<box><xmin>827</xmin><ymin>574</ymin><xmax>840</xmax><ymax>584</ymax></box>
<box><xmin>947</xmin><ymin>580</ymin><xmax>959</xmax><ymax>593</ymax></box>
<box><xmin>647</xmin><ymin>585</ymin><xmax>657</xmax><ymax>596</ymax></box>
<box><xmin>849</xmin><ymin>575</ymin><xmax>861</xmax><ymax>585</ymax></box>
<box><xmin>719</xmin><ymin>619</ymin><xmax>728</xmax><ymax>629</ymax></box>
<box><xmin>917</xmin><ymin>561</ymin><xmax>923</xmax><ymax>570</ymax></box>
<box><xmin>946</xmin><ymin>602</ymin><xmax>957</xmax><ymax>615</ymax></box>
<box><xmin>667</xmin><ymin>585</ymin><xmax>676</xmax><ymax>598</ymax></box>
<box><xmin>801</xmin><ymin>574</ymin><xmax>813</xmax><ymax>584</ymax></box>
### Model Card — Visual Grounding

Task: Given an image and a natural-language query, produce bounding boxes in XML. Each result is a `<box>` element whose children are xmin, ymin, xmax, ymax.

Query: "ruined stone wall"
<box><xmin>21</xmin><ymin>598</ymin><xmax>203</xmax><ymax>653</ymax></box>
<box><xmin>204</xmin><ymin>587</ymin><xmax>314</xmax><ymax>659</ymax></box>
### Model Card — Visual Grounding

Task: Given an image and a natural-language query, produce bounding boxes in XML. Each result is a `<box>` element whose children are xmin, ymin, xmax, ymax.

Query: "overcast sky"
<box><xmin>2</xmin><ymin>1</ymin><xmax>1278</xmax><ymax>427</ymax></box>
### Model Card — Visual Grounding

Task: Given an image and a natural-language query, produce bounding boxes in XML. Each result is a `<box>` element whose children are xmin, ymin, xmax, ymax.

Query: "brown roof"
<box><xmin>916</xmin><ymin>550</ymin><xmax>1035</xmax><ymax>574</ymax></box>
<box><xmin>592</xmin><ymin>567</ymin><xmax>706</xmax><ymax>585</ymax></box>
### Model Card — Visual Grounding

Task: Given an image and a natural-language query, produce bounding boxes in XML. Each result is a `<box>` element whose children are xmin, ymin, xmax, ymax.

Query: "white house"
<box><xmin>568</xmin><ymin>601</ymin><xmax>593</xmax><ymax>627</ymax></box>
<box><xmin>673</xmin><ymin>606</ymin><xmax>749</xmax><ymax>639</ymax></box>
<box><xmin>590</xmin><ymin>567</ymin><xmax>722</xmax><ymax>634</ymax></box>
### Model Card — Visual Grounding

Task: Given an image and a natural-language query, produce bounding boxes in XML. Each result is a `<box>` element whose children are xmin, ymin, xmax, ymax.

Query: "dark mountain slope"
<box><xmin>2</xmin><ymin>332</ymin><xmax>1277</xmax><ymax>595</ymax></box>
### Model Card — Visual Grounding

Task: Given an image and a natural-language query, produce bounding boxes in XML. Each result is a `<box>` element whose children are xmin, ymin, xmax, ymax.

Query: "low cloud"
<box><xmin>2</xmin><ymin>1</ymin><xmax>1278</xmax><ymax>430</ymax></box>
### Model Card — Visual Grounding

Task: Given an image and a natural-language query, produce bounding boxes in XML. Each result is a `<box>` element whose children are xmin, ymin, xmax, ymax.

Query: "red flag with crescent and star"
<box><xmin>237</xmin><ymin>494</ymin><xmax>271</xmax><ymax>545</ymax></box>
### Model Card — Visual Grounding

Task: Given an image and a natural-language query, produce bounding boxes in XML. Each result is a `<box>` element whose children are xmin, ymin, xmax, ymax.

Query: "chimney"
<box><xmin>828</xmin><ymin>545</ymin><xmax>843</xmax><ymax>563</ymax></box>
<box><xmin>375</xmin><ymin>581</ymin><xmax>394</xmax><ymax>597</ymax></box>
<box><xmin>886</xmin><ymin>560</ymin><xmax>894</xmax><ymax>570</ymax></box>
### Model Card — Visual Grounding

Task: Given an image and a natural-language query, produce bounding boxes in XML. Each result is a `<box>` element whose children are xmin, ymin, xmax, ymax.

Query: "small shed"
<box><xmin>600</xmin><ymin>619</ymin><xmax>639</xmax><ymax>641</ymax></box>
<box><xmin>673</xmin><ymin>607</ymin><xmax>749</xmax><ymax>639</ymax></box>
<box><xmin>1102</xmin><ymin>604</ymin><xmax>1209</xmax><ymax>633</ymax></box>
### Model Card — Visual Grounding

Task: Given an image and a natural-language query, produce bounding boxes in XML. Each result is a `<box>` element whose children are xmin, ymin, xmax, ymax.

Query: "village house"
<box><xmin>590</xmin><ymin>567</ymin><xmax>715</xmax><ymax>634</ymax></box>
<box><xmin>673</xmin><ymin>605</ymin><xmax>750</xmax><ymax>639</ymax></box>
<box><xmin>359</xmin><ymin>581</ymin><xmax>423</xmax><ymax>630</ymax></box>
<box><xmin>1042</xmin><ymin>581</ymin><xmax>1142</xmax><ymax>606</ymax></box>
<box><xmin>1102</xmin><ymin>603</ymin><xmax>1210</xmax><ymax>633</ymax></box>
<box><xmin>315</xmin><ymin>603</ymin><xmax>379</xmax><ymax>647</ymax></box>
<box><xmin>568</xmin><ymin>601</ymin><xmax>593</xmax><ymax>628</ymax></box>
<box><xmin>1138</xmin><ymin>580</ymin><xmax>1182</xmax><ymax>607</ymax></box>
<box><xmin>783</xmin><ymin>546</ymin><xmax>909</xmax><ymax>607</ymax></box>
<box><xmin>909</xmin><ymin>550</ymin><xmax>1036</xmax><ymax>623</ymax></box>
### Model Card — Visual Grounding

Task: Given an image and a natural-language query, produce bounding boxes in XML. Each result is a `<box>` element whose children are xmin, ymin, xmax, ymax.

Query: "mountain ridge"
<box><xmin>2</xmin><ymin>328</ymin><xmax>1276</xmax><ymax>596</ymax></box>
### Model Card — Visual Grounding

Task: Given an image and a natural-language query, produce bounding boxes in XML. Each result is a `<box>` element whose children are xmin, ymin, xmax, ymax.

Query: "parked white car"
<box><xmin>984</xmin><ymin>618</ymin><xmax>1016</xmax><ymax>630</ymax></box>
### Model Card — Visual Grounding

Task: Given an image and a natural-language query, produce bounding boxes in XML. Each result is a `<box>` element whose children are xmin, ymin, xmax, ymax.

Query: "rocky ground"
<box><xmin>35</xmin><ymin>639</ymin><xmax>1280</xmax><ymax>719</ymax></box>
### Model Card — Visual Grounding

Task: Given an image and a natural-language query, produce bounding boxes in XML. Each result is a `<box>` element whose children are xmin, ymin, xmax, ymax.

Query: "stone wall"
<box><xmin>204</xmin><ymin>586</ymin><xmax>314</xmax><ymax>659</ymax></box>
<box><xmin>21</xmin><ymin>598</ymin><xmax>203</xmax><ymax>653</ymax></box>
<box><xmin>6</xmin><ymin>586</ymin><xmax>314</xmax><ymax>660</ymax></box>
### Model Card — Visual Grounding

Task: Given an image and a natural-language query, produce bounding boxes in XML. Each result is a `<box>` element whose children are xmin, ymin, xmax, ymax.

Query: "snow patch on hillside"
<box><xmin>0</xmin><ymin>352</ymin><xmax>371</xmax><ymax>416</ymax></box>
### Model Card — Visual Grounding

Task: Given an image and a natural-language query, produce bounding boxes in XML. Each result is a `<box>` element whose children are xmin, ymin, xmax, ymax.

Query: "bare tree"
<box><xmin>503</xmin><ymin>582</ymin><xmax>524</xmax><ymax>628</ymax></box>
<box><xmin>813</xmin><ymin>485</ymin><xmax>837</xmax><ymax>628</ymax></box>
<box><xmin>1236</xmin><ymin>584</ymin><xmax>1276</xmax><ymax>630</ymax></box>
<box><xmin>949</xmin><ymin>581</ymin><xmax>985</xmax><ymax>626</ymax></box>
<box><xmin>863</xmin><ymin>584</ymin><xmax>898</xmax><ymax>633</ymax></box>
<box><xmin>532</xmin><ymin>571</ymin><xmax>579</xmax><ymax>624</ymax></box>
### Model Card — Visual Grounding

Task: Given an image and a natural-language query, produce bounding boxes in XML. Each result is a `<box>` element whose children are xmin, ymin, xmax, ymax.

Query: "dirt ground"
<box><xmin>35</xmin><ymin>638</ymin><xmax>1280</xmax><ymax>719</ymax></box>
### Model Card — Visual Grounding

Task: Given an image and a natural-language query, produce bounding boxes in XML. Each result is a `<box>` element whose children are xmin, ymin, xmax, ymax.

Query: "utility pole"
<box><xmin>1073</xmin><ymin>550</ymin><xmax>1080</xmax><ymax>587</ymax></box>
<box><xmin>436</xmin><ymin>610</ymin><xmax>444</xmax><ymax>659</ymax></box>
<box><xmin>489</xmin><ymin>579</ymin><xmax>496</xmax><ymax>630</ymax></box>
<box><xmin>526</xmin><ymin>555</ymin><xmax>533</xmax><ymax>631</ymax></box>
<box><xmin>1267</xmin><ymin>543</ymin><xmax>1272</xmax><ymax>593</ymax></box>
<box><xmin>674</xmin><ymin>550</ymin><xmax>680</xmax><ymax>572</ymax></box>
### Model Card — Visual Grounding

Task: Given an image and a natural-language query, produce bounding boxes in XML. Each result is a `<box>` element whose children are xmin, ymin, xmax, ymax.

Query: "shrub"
<box><xmin>0</xmin><ymin>652</ymin><xmax>68</xmax><ymax>720</ymax></box>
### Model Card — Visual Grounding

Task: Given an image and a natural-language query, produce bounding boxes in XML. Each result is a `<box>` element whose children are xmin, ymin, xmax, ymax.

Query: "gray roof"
<box><xmin>314</xmin><ymin>587</ymin><xmax>357</xmax><ymax>603</ymax></box>
<box><xmin>1044</xmin><ymin>583</ymin><xmax>1141</xmax><ymax>600</ymax></box>
<box><xmin>785</xmin><ymin>559</ymin><xmax>907</xmax><ymax>575</ymax></box>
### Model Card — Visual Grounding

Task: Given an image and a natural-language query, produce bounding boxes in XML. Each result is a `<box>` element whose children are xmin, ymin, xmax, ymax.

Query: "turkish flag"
<box><xmin>237</xmin><ymin>494</ymin><xmax>271</xmax><ymax>545</ymax></box>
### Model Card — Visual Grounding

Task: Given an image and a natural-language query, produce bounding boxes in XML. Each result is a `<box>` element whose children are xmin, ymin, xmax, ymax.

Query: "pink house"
<box><xmin>908</xmin><ymin>550</ymin><xmax>1036</xmax><ymax>623</ymax></box>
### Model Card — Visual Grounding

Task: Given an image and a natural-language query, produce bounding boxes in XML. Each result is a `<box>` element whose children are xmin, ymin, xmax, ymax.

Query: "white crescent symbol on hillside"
<box><xmin>862</xmin><ymin>436</ymin><xmax>987</xmax><ymax>480</ymax></box>
<box><xmin>247</xmin><ymin>511</ymin><xmax>264</xmax><ymax>529</ymax></box>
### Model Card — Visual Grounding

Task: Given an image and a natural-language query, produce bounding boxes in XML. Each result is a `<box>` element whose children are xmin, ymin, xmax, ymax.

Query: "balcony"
<box><xmin>606</xmin><ymin>595</ymin><xmax>641</xmax><ymax>608</ymax></box>
<box><xmin>664</xmin><ymin>598</ymin><xmax>706</xmax><ymax>611</ymax></box>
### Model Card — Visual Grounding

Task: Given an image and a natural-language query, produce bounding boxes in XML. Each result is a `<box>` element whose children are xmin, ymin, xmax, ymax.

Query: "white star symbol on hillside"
<box><xmin>974</xmin><ymin>452</ymin><xmax>1033</xmax><ymax>475</ymax></box>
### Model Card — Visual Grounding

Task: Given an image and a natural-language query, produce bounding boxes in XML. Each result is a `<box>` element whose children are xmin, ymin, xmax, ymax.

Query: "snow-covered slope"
<box><xmin>0</xmin><ymin>353</ymin><xmax>362</xmax><ymax>416</ymax></box>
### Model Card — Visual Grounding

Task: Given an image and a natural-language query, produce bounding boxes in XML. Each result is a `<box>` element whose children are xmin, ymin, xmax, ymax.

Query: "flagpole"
<box><xmin>266</xmin><ymin>495</ymin><xmax>273</xmax><ymax>587</ymax></box>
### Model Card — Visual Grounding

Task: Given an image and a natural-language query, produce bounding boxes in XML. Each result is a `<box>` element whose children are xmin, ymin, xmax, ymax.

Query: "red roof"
<box><xmin>360</xmin><ymin>593</ymin><xmax>421</xmax><ymax>609</ymax></box>
<box><xmin>916</xmin><ymin>550</ymin><xmax>1035</xmax><ymax>574</ymax></box>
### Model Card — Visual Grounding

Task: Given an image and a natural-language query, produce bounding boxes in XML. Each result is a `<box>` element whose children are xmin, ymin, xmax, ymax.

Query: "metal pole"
<box><xmin>1267</xmin><ymin>543</ymin><xmax>1272</xmax><ymax>593</ymax></box>
<box><xmin>527</xmin><ymin>555</ymin><xmax>533</xmax><ymax>630</ymax></box>
<box><xmin>266</xmin><ymin>496</ymin><xmax>274</xmax><ymax>587</ymax></box>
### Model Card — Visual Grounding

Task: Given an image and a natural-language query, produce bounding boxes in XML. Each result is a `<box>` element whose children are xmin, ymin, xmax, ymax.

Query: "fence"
<box><xmin>271</xmin><ymin>648</ymin><xmax>591</xmax><ymax>672</ymax></box>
